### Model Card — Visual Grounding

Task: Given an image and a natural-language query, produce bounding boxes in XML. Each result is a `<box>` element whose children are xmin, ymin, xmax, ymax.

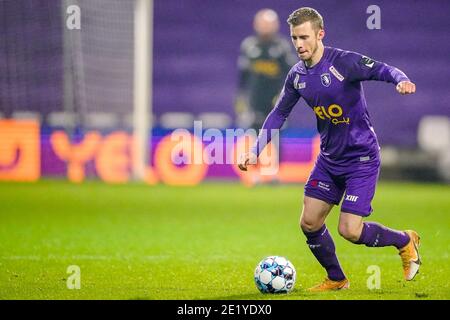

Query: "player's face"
<box><xmin>290</xmin><ymin>22</ymin><xmax>324</xmax><ymax>62</ymax></box>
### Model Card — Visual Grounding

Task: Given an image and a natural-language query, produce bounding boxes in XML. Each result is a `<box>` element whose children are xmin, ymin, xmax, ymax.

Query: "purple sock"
<box><xmin>356</xmin><ymin>222</ymin><xmax>410</xmax><ymax>249</ymax></box>
<box><xmin>303</xmin><ymin>224</ymin><xmax>346</xmax><ymax>281</ymax></box>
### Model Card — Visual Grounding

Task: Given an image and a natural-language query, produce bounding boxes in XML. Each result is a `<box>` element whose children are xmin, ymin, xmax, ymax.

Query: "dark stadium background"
<box><xmin>1</xmin><ymin>0</ymin><xmax>448</xmax><ymax>142</ymax></box>
<box><xmin>1</xmin><ymin>0</ymin><xmax>449</xmax><ymax>184</ymax></box>
<box><xmin>0</xmin><ymin>0</ymin><xmax>449</xmax><ymax>301</ymax></box>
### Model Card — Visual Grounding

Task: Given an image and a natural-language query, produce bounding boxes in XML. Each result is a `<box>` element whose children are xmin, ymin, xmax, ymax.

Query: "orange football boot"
<box><xmin>399</xmin><ymin>230</ymin><xmax>421</xmax><ymax>281</ymax></box>
<box><xmin>308</xmin><ymin>278</ymin><xmax>350</xmax><ymax>292</ymax></box>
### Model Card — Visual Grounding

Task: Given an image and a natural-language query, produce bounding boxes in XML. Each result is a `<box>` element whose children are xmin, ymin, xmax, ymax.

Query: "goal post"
<box><xmin>133</xmin><ymin>0</ymin><xmax>153</xmax><ymax>180</ymax></box>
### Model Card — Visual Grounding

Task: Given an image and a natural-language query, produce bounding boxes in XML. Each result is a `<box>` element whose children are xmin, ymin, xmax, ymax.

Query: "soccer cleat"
<box><xmin>398</xmin><ymin>230</ymin><xmax>421</xmax><ymax>281</ymax></box>
<box><xmin>307</xmin><ymin>278</ymin><xmax>350</xmax><ymax>292</ymax></box>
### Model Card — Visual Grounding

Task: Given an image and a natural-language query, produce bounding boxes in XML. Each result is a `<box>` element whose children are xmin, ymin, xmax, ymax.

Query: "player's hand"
<box><xmin>396</xmin><ymin>81</ymin><xmax>416</xmax><ymax>95</ymax></box>
<box><xmin>238</xmin><ymin>152</ymin><xmax>257</xmax><ymax>171</ymax></box>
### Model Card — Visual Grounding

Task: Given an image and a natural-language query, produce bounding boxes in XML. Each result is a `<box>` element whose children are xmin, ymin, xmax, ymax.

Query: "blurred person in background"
<box><xmin>235</xmin><ymin>9</ymin><xmax>296</xmax><ymax>185</ymax></box>
<box><xmin>235</xmin><ymin>8</ymin><xmax>297</xmax><ymax>130</ymax></box>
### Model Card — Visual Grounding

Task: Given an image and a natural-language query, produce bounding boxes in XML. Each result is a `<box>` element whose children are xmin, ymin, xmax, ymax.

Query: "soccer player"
<box><xmin>238</xmin><ymin>7</ymin><xmax>420</xmax><ymax>292</ymax></box>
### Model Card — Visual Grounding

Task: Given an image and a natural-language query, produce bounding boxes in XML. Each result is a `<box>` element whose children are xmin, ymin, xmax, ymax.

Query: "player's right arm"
<box><xmin>238</xmin><ymin>68</ymin><xmax>301</xmax><ymax>171</ymax></box>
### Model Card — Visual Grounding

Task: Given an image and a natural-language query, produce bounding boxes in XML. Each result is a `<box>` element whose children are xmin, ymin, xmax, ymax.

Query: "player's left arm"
<box><xmin>395</xmin><ymin>80</ymin><xmax>416</xmax><ymax>95</ymax></box>
<box><xmin>338</xmin><ymin>51</ymin><xmax>416</xmax><ymax>95</ymax></box>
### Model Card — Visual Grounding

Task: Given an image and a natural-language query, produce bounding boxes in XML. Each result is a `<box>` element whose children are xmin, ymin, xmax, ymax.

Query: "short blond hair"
<box><xmin>287</xmin><ymin>7</ymin><xmax>324</xmax><ymax>32</ymax></box>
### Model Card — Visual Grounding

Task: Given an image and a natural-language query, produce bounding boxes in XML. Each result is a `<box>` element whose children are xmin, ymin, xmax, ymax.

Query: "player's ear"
<box><xmin>317</xmin><ymin>29</ymin><xmax>325</xmax><ymax>40</ymax></box>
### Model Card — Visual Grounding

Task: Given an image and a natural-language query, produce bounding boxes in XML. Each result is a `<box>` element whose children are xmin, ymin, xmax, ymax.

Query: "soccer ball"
<box><xmin>254</xmin><ymin>256</ymin><xmax>296</xmax><ymax>293</ymax></box>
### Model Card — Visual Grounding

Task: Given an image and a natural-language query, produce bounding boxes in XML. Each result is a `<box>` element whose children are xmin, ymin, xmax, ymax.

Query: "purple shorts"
<box><xmin>304</xmin><ymin>155</ymin><xmax>381</xmax><ymax>217</ymax></box>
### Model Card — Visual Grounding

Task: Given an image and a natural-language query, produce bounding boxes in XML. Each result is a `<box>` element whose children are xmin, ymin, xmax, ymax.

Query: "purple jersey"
<box><xmin>252</xmin><ymin>46</ymin><xmax>410</xmax><ymax>166</ymax></box>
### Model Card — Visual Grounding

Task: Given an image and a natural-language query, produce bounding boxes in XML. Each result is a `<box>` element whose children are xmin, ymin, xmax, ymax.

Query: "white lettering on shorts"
<box><xmin>318</xmin><ymin>182</ymin><xmax>330</xmax><ymax>191</ymax></box>
<box><xmin>345</xmin><ymin>195</ymin><xmax>359</xmax><ymax>202</ymax></box>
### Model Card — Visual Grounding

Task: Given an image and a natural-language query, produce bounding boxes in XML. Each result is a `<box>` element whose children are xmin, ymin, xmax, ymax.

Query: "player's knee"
<box><xmin>338</xmin><ymin>224</ymin><xmax>360</xmax><ymax>242</ymax></box>
<box><xmin>300</xmin><ymin>215</ymin><xmax>322</xmax><ymax>233</ymax></box>
<box><xmin>300</xmin><ymin>219</ymin><xmax>315</xmax><ymax>233</ymax></box>
<box><xmin>300</xmin><ymin>197</ymin><xmax>328</xmax><ymax>233</ymax></box>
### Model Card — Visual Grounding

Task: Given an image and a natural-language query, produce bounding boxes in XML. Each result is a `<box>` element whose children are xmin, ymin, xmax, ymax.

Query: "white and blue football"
<box><xmin>254</xmin><ymin>256</ymin><xmax>296</xmax><ymax>293</ymax></box>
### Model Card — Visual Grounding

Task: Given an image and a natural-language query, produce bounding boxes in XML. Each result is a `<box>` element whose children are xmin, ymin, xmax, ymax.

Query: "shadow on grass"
<box><xmin>202</xmin><ymin>288</ymin><xmax>310</xmax><ymax>300</ymax></box>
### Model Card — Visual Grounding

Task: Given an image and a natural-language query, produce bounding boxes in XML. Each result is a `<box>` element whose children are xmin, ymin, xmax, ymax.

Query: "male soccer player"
<box><xmin>238</xmin><ymin>7</ymin><xmax>420</xmax><ymax>292</ymax></box>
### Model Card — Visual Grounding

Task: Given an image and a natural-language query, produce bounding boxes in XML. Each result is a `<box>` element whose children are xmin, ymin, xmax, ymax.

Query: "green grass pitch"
<box><xmin>0</xmin><ymin>180</ymin><xmax>449</xmax><ymax>300</ymax></box>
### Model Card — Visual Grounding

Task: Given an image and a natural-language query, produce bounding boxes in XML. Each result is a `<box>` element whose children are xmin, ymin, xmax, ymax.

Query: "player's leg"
<box><xmin>338</xmin><ymin>212</ymin><xmax>421</xmax><ymax>281</ymax></box>
<box><xmin>338</xmin><ymin>212</ymin><xmax>410</xmax><ymax>249</ymax></box>
<box><xmin>301</xmin><ymin>160</ymin><xmax>349</xmax><ymax>291</ymax></box>
<box><xmin>300</xmin><ymin>196</ymin><xmax>349</xmax><ymax>291</ymax></box>
<box><xmin>338</xmin><ymin>159</ymin><xmax>421</xmax><ymax>281</ymax></box>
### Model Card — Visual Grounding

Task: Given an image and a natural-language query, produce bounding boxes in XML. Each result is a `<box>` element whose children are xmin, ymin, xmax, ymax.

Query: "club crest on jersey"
<box><xmin>320</xmin><ymin>73</ymin><xmax>331</xmax><ymax>87</ymax></box>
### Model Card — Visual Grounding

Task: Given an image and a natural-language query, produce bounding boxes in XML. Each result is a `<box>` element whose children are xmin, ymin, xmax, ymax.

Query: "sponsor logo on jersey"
<box><xmin>294</xmin><ymin>73</ymin><xmax>306</xmax><ymax>89</ymax></box>
<box><xmin>329</xmin><ymin>66</ymin><xmax>345</xmax><ymax>81</ymax></box>
<box><xmin>360</xmin><ymin>56</ymin><xmax>375</xmax><ymax>68</ymax></box>
<box><xmin>320</xmin><ymin>73</ymin><xmax>331</xmax><ymax>87</ymax></box>
<box><xmin>313</xmin><ymin>104</ymin><xmax>350</xmax><ymax>125</ymax></box>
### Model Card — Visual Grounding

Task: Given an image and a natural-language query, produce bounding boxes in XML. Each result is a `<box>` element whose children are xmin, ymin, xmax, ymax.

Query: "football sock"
<box><xmin>303</xmin><ymin>224</ymin><xmax>346</xmax><ymax>281</ymax></box>
<box><xmin>355</xmin><ymin>222</ymin><xmax>410</xmax><ymax>249</ymax></box>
